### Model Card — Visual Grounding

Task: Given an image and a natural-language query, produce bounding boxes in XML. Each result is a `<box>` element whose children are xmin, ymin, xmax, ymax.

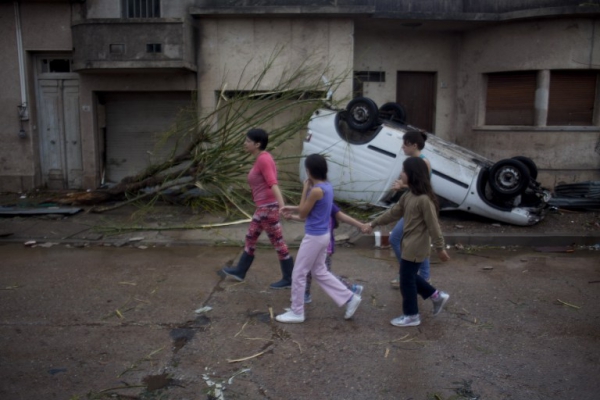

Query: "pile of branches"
<box><xmin>56</xmin><ymin>52</ymin><xmax>348</xmax><ymax>217</ymax></box>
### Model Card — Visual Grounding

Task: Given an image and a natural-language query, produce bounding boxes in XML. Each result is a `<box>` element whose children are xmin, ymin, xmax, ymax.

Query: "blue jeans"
<box><xmin>390</xmin><ymin>218</ymin><xmax>430</xmax><ymax>281</ymax></box>
<box><xmin>400</xmin><ymin>259</ymin><xmax>436</xmax><ymax>316</ymax></box>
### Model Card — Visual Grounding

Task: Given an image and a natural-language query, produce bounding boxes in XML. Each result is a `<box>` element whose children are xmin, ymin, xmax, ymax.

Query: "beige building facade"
<box><xmin>1</xmin><ymin>0</ymin><xmax>599</xmax><ymax>192</ymax></box>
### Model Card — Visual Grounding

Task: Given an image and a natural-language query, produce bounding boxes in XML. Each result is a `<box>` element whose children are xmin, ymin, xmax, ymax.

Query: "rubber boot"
<box><xmin>270</xmin><ymin>256</ymin><xmax>294</xmax><ymax>289</ymax></box>
<box><xmin>222</xmin><ymin>251</ymin><xmax>254</xmax><ymax>281</ymax></box>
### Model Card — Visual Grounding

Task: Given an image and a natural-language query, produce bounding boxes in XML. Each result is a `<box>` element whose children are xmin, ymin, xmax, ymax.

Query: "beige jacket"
<box><xmin>371</xmin><ymin>191</ymin><xmax>445</xmax><ymax>263</ymax></box>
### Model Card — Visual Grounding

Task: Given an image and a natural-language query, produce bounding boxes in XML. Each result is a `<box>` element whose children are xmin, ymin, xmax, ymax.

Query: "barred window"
<box><xmin>122</xmin><ymin>0</ymin><xmax>160</xmax><ymax>18</ymax></box>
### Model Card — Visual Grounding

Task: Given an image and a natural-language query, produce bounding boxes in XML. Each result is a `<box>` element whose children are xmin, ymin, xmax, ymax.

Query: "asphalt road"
<box><xmin>1</xmin><ymin>243</ymin><xmax>599</xmax><ymax>399</ymax></box>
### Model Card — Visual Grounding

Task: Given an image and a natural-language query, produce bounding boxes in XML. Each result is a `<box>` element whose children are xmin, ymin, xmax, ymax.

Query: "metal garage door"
<box><xmin>103</xmin><ymin>92</ymin><xmax>193</xmax><ymax>183</ymax></box>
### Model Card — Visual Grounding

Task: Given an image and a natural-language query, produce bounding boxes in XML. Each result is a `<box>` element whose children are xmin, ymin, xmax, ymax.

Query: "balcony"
<box><xmin>71</xmin><ymin>17</ymin><xmax>197</xmax><ymax>72</ymax></box>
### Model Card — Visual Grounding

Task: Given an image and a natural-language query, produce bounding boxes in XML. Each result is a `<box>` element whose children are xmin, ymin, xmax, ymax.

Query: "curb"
<box><xmin>349</xmin><ymin>233</ymin><xmax>600</xmax><ymax>248</ymax></box>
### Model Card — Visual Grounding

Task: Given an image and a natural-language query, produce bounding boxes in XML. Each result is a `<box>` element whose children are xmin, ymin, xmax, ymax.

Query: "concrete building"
<box><xmin>1</xmin><ymin>0</ymin><xmax>599</xmax><ymax>193</ymax></box>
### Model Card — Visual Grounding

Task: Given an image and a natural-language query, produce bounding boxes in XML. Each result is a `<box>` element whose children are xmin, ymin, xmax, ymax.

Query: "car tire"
<box><xmin>511</xmin><ymin>156</ymin><xmax>538</xmax><ymax>180</ymax></box>
<box><xmin>379</xmin><ymin>102</ymin><xmax>406</xmax><ymax>124</ymax></box>
<box><xmin>489</xmin><ymin>159</ymin><xmax>531</xmax><ymax>197</ymax></box>
<box><xmin>346</xmin><ymin>97</ymin><xmax>379</xmax><ymax>131</ymax></box>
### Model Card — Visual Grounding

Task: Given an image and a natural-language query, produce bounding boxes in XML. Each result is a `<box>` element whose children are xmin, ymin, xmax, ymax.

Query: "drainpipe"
<box><xmin>14</xmin><ymin>1</ymin><xmax>29</xmax><ymax>121</ymax></box>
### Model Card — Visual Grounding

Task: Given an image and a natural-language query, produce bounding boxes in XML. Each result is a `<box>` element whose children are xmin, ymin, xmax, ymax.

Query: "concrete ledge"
<box><xmin>350</xmin><ymin>233</ymin><xmax>600</xmax><ymax>248</ymax></box>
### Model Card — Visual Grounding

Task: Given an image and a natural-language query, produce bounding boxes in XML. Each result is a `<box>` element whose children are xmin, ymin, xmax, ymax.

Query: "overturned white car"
<box><xmin>300</xmin><ymin>97</ymin><xmax>550</xmax><ymax>226</ymax></box>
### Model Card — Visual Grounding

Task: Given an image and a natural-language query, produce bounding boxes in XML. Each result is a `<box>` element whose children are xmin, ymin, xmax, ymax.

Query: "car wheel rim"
<box><xmin>351</xmin><ymin>106</ymin><xmax>370</xmax><ymax>123</ymax></box>
<box><xmin>496</xmin><ymin>167</ymin><xmax>521</xmax><ymax>189</ymax></box>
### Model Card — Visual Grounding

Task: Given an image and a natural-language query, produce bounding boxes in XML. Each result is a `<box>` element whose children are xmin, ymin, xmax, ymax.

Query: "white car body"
<box><xmin>300</xmin><ymin>106</ymin><xmax>549</xmax><ymax>226</ymax></box>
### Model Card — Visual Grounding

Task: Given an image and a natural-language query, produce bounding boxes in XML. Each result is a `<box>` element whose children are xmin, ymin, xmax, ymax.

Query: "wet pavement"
<box><xmin>0</xmin><ymin>242</ymin><xmax>599</xmax><ymax>399</ymax></box>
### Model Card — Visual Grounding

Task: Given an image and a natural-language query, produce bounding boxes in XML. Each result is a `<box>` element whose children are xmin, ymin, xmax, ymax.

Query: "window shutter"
<box><xmin>548</xmin><ymin>70</ymin><xmax>597</xmax><ymax>126</ymax></box>
<box><xmin>486</xmin><ymin>72</ymin><xmax>536</xmax><ymax>125</ymax></box>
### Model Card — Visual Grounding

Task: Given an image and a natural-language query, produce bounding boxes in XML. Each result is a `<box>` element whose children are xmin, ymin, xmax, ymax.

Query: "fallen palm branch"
<box><xmin>51</xmin><ymin>49</ymin><xmax>349</xmax><ymax>221</ymax></box>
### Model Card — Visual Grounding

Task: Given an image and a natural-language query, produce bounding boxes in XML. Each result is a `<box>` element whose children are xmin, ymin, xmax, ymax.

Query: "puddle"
<box><xmin>170</xmin><ymin>328</ymin><xmax>195</xmax><ymax>352</ymax></box>
<box><xmin>143</xmin><ymin>372</ymin><xmax>171</xmax><ymax>391</ymax></box>
<box><xmin>247</xmin><ymin>310</ymin><xmax>271</xmax><ymax>324</ymax></box>
<box><xmin>169</xmin><ymin>316</ymin><xmax>211</xmax><ymax>351</ymax></box>
<box><xmin>48</xmin><ymin>368</ymin><xmax>67</xmax><ymax>375</ymax></box>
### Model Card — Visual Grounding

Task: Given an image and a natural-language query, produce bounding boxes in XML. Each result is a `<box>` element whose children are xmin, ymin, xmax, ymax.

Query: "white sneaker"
<box><xmin>432</xmin><ymin>291</ymin><xmax>450</xmax><ymax>316</ymax></box>
<box><xmin>390</xmin><ymin>314</ymin><xmax>421</xmax><ymax>327</ymax></box>
<box><xmin>344</xmin><ymin>294</ymin><xmax>362</xmax><ymax>319</ymax></box>
<box><xmin>275</xmin><ymin>309</ymin><xmax>305</xmax><ymax>323</ymax></box>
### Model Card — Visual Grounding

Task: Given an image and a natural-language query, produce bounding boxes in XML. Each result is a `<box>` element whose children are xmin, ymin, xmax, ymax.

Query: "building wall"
<box><xmin>2</xmin><ymin>2</ymin><xmax>599</xmax><ymax>193</ymax></box>
<box><xmin>77</xmin><ymin>72</ymin><xmax>197</xmax><ymax>189</ymax></box>
<box><xmin>353</xmin><ymin>21</ymin><xmax>460</xmax><ymax>141</ymax></box>
<box><xmin>457</xmin><ymin>18</ymin><xmax>600</xmax><ymax>187</ymax></box>
<box><xmin>85</xmin><ymin>0</ymin><xmax>198</xmax><ymax>19</ymax></box>
<box><xmin>196</xmin><ymin>17</ymin><xmax>354</xmax><ymax>177</ymax></box>
<box><xmin>197</xmin><ymin>17</ymin><xmax>354</xmax><ymax>111</ymax></box>
<box><xmin>0</xmin><ymin>2</ymin><xmax>27</xmax><ymax>191</ymax></box>
<box><xmin>0</xmin><ymin>1</ymin><xmax>73</xmax><ymax>192</ymax></box>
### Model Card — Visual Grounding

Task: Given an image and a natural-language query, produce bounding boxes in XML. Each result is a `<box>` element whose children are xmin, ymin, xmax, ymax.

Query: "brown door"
<box><xmin>396</xmin><ymin>72</ymin><xmax>436</xmax><ymax>132</ymax></box>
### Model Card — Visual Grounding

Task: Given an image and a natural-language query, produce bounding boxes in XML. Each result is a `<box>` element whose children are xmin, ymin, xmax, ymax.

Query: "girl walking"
<box><xmin>276</xmin><ymin>154</ymin><xmax>362</xmax><ymax>323</ymax></box>
<box><xmin>284</xmin><ymin>202</ymin><xmax>366</xmax><ymax>304</ymax></box>
<box><xmin>221</xmin><ymin>128</ymin><xmax>294</xmax><ymax>289</ymax></box>
<box><xmin>389</xmin><ymin>130</ymin><xmax>432</xmax><ymax>287</ymax></box>
<box><xmin>363</xmin><ymin>157</ymin><xmax>450</xmax><ymax>327</ymax></box>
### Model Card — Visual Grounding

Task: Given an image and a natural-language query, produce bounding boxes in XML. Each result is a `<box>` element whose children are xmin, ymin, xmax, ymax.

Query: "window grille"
<box><xmin>122</xmin><ymin>0</ymin><xmax>160</xmax><ymax>18</ymax></box>
<box><xmin>146</xmin><ymin>44</ymin><xmax>162</xmax><ymax>53</ymax></box>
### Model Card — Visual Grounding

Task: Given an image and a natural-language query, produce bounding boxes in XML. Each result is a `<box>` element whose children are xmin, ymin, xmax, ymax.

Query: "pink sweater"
<box><xmin>248</xmin><ymin>152</ymin><xmax>278</xmax><ymax>206</ymax></box>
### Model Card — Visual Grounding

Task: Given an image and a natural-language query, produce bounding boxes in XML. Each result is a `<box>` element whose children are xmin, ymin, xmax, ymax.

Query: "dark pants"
<box><xmin>400</xmin><ymin>259</ymin><xmax>436</xmax><ymax>316</ymax></box>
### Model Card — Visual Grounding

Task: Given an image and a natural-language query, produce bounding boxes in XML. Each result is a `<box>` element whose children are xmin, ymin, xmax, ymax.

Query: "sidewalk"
<box><xmin>1</xmin><ymin>203</ymin><xmax>599</xmax><ymax>248</ymax></box>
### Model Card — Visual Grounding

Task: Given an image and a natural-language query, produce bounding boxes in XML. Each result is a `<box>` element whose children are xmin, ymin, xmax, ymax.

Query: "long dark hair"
<box><xmin>305</xmin><ymin>153</ymin><xmax>328</xmax><ymax>180</ymax></box>
<box><xmin>403</xmin><ymin>156</ymin><xmax>438</xmax><ymax>212</ymax></box>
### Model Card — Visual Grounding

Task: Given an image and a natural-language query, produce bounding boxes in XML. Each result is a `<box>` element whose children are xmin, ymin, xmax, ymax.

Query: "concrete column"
<box><xmin>535</xmin><ymin>70</ymin><xmax>550</xmax><ymax>127</ymax></box>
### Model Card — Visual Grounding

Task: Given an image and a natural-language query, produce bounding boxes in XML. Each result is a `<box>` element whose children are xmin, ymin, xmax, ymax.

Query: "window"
<box><xmin>485</xmin><ymin>72</ymin><xmax>536</xmax><ymax>125</ymax></box>
<box><xmin>109</xmin><ymin>44</ymin><xmax>125</xmax><ymax>54</ymax></box>
<box><xmin>146</xmin><ymin>43</ymin><xmax>162</xmax><ymax>53</ymax></box>
<box><xmin>122</xmin><ymin>0</ymin><xmax>160</xmax><ymax>18</ymax></box>
<box><xmin>485</xmin><ymin>70</ymin><xmax>599</xmax><ymax>126</ymax></box>
<box><xmin>41</xmin><ymin>58</ymin><xmax>71</xmax><ymax>73</ymax></box>
<box><xmin>354</xmin><ymin>71</ymin><xmax>386</xmax><ymax>97</ymax></box>
<box><xmin>548</xmin><ymin>70</ymin><xmax>597</xmax><ymax>126</ymax></box>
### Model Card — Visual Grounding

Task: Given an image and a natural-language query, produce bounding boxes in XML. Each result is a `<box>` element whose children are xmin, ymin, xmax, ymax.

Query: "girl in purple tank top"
<box><xmin>276</xmin><ymin>154</ymin><xmax>362</xmax><ymax>323</ymax></box>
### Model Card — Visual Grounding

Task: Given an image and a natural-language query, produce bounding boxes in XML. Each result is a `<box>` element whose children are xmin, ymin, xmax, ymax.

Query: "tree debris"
<box><xmin>556</xmin><ymin>299</ymin><xmax>581</xmax><ymax>309</ymax></box>
<box><xmin>227</xmin><ymin>344</ymin><xmax>274</xmax><ymax>363</ymax></box>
